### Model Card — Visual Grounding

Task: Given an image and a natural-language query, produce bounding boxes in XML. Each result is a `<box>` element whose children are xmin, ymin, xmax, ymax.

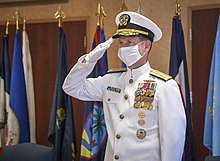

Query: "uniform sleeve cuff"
<box><xmin>78</xmin><ymin>54</ymin><xmax>96</xmax><ymax>66</ymax></box>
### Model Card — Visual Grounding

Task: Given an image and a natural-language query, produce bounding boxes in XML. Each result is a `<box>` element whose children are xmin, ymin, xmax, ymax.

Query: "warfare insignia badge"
<box><xmin>133</xmin><ymin>81</ymin><xmax>157</xmax><ymax>110</ymax></box>
<box><xmin>119</xmin><ymin>14</ymin><xmax>130</xmax><ymax>26</ymax></box>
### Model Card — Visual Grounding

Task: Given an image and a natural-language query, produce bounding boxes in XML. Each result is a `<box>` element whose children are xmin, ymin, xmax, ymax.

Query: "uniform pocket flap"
<box><xmin>104</xmin><ymin>91</ymin><xmax>121</xmax><ymax>103</ymax></box>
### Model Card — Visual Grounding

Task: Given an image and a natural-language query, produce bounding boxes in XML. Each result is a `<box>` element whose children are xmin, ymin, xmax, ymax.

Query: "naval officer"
<box><xmin>63</xmin><ymin>11</ymin><xmax>186</xmax><ymax>161</ymax></box>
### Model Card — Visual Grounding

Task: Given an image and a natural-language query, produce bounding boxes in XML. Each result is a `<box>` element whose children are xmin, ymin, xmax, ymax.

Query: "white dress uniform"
<box><xmin>63</xmin><ymin>55</ymin><xmax>186</xmax><ymax>161</ymax></box>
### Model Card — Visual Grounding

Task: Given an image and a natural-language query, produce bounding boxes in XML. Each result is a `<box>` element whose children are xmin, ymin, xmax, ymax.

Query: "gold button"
<box><xmin>119</xmin><ymin>114</ymin><xmax>124</xmax><ymax>119</ymax></box>
<box><xmin>138</xmin><ymin>111</ymin><xmax>146</xmax><ymax>118</ymax></box>
<box><xmin>124</xmin><ymin>95</ymin><xmax>128</xmax><ymax>100</ymax></box>
<box><xmin>129</xmin><ymin>79</ymin><xmax>133</xmax><ymax>84</ymax></box>
<box><xmin>114</xmin><ymin>155</ymin><xmax>119</xmax><ymax>160</ymax></box>
<box><xmin>116</xmin><ymin>134</ymin><xmax>121</xmax><ymax>139</ymax></box>
<box><xmin>136</xmin><ymin>129</ymin><xmax>146</xmax><ymax>139</ymax></box>
<box><xmin>108</xmin><ymin>98</ymin><xmax>111</xmax><ymax>102</ymax></box>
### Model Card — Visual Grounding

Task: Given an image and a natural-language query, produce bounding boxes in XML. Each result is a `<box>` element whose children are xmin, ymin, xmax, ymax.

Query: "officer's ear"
<box><xmin>145</xmin><ymin>40</ymin><xmax>152</xmax><ymax>50</ymax></box>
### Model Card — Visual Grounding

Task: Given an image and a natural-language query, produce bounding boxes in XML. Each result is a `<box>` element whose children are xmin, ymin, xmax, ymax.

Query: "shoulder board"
<box><xmin>150</xmin><ymin>69</ymin><xmax>172</xmax><ymax>81</ymax></box>
<box><xmin>107</xmin><ymin>68</ymin><xmax>127</xmax><ymax>74</ymax></box>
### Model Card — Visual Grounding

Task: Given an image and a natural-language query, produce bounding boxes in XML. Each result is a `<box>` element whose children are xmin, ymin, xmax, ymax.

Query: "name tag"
<box><xmin>106</xmin><ymin>86</ymin><xmax>121</xmax><ymax>93</ymax></box>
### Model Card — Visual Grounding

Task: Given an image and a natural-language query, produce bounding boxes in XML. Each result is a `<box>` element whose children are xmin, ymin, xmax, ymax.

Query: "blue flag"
<box><xmin>8</xmin><ymin>30</ymin><xmax>30</xmax><ymax>144</ymax></box>
<box><xmin>80</xmin><ymin>26</ymin><xmax>107</xmax><ymax>161</ymax></box>
<box><xmin>48</xmin><ymin>27</ymin><xmax>77</xmax><ymax>161</ymax></box>
<box><xmin>203</xmin><ymin>15</ymin><xmax>220</xmax><ymax>156</ymax></box>
<box><xmin>169</xmin><ymin>15</ymin><xmax>196</xmax><ymax>161</ymax></box>
<box><xmin>0</xmin><ymin>33</ymin><xmax>11</xmax><ymax>146</ymax></box>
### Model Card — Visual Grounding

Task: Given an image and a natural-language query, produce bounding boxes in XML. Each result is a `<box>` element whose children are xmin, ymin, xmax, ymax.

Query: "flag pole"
<box><xmin>14</xmin><ymin>8</ymin><xmax>22</xmax><ymax>30</ymax></box>
<box><xmin>96</xmin><ymin>2</ymin><xmax>106</xmax><ymax>28</ymax></box>
<box><xmin>55</xmin><ymin>6</ymin><xmax>65</xmax><ymax>28</ymax></box>
<box><xmin>23</xmin><ymin>14</ymin><xmax>27</xmax><ymax>32</ymax></box>
<box><xmin>136</xmin><ymin>1</ymin><xmax>144</xmax><ymax>15</ymax></box>
<box><xmin>120</xmin><ymin>0</ymin><xmax>128</xmax><ymax>12</ymax></box>
<box><xmin>100</xmin><ymin>6</ymin><xmax>106</xmax><ymax>29</ymax></box>
<box><xmin>5</xmin><ymin>16</ymin><xmax>9</xmax><ymax>35</ymax></box>
<box><xmin>175</xmin><ymin>0</ymin><xmax>181</xmax><ymax>20</ymax></box>
<box><xmin>96</xmin><ymin>2</ymin><xmax>101</xmax><ymax>27</ymax></box>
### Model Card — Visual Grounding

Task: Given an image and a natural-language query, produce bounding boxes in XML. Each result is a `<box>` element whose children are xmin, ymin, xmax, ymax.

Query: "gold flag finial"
<box><xmin>120</xmin><ymin>0</ymin><xmax>128</xmax><ymax>12</ymax></box>
<box><xmin>175</xmin><ymin>0</ymin><xmax>181</xmax><ymax>19</ymax></box>
<box><xmin>14</xmin><ymin>8</ymin><xmax>22</xmax><ymax>30</ymax></box>
<box><xmin>23</xmin><ymin>14</ymin><xmax>27</xmax><ymax>31</ymax></box>
<box><xmin>136</xmin><ymin>2</ymin><xmax>144</xmax><ymax>15</ymax></box>
<box><xmin>55</xmin><ymin>6</ymin><xmax>65</xmax><ymax>27</ymax></box>
<box><xmin>6</xmin><ymin>16</ymin><xmax>9</xmax><ymax>35</ymax></box>
<box><xmin>96</xmin><ymin>2</ymin><xmax>101</xmax><ymax>26</ymax></box>
<box><xmin>100</xmin><ymin>6</ymin><xmax>106</xmax><ymax>29</ymax></box>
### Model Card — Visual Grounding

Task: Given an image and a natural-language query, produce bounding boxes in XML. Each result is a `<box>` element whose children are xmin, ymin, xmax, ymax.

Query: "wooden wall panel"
<box><xmin>192</xmin><ymin>8</ymin><xmax>220</xmax><ymax>161</ymax></box>
<box><xmin>0</xmin><ymin>20</ymin><xmax>86</xmax><ymax>161</ymax></box>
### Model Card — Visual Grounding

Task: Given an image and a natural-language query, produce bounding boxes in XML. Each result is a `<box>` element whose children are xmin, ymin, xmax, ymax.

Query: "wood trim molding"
<box><xmin>0</xmin><ymin>0</ymin><xmax>68</xmax><ymax>7</ymax></box>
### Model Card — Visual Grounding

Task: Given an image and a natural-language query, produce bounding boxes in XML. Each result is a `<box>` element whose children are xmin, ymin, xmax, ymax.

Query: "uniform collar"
<box><xmin>126</xmin><ymin>61</ymin><xmax>151</xmax><ymax>79</ymax></box>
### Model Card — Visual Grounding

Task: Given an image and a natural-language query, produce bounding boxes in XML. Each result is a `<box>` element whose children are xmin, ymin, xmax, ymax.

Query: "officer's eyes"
<box><xmin>118</xmin><ymin>40</ymin><xmax>135</xmax><ymax>46</ymax></box>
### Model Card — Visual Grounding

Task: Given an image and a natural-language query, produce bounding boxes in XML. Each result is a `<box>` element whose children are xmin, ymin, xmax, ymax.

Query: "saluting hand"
<box><xmin>84</xmin><ymin>37</ymin><xmax>114</xmax><ymax>63</ymax></box>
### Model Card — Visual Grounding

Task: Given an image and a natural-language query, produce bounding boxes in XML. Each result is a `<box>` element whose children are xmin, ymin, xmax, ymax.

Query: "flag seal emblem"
<box><xmin>56</xmin><ymin>108</ymin><xmax>66</xmax><ymax>127</ymax></box>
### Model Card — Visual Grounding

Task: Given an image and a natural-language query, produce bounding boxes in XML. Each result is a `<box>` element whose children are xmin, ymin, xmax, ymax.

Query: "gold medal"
<box><xmin>135</xmin><ymin>96</ymin><xmax>141</xmax><ymax>101</ymax></box>
<box><xmin>138</xmin><ymin>111</ymin><xmax>146</xmax><ymax>118</ymax></box>
<box><xmin>149</xmin><ymin>90</ymin><xmax>155</xmax><ymax>97</ymax></box>
<box><xmin>137</xmin><ymin>103</ymin><xmax>142</xmax><ymax>108</ymax></box>
<box><xmin>134</xmin><ymin>103</ymin><xmax>138</xmax><ymax>108</ymax></box>
<box><xmin>143</xmin><ymin>103</ymin><xmax>149</xmax><ymax>110</ymax></box>
<box><xmin>134</xmin><ymin>82</ymin><xmax>156</xmax><ymax>110</ymax></box>
<box><xmin>140</xmin><ymin>96</ymin><xmax>144</xmax><ymax>102</ymax></box>
<box><xmin>138</xmin><ymin>119</ymin><xmax>145</xmax><ymax>126</ymax></box>
<box><xmin>134</xmin><ymin>102</ymin><xmax>141</xmax><ymax>108</ymax></box>
<box><xmin>148</xmin><ymin>104</ymin><xmax>153</xmax><ymax>110</ymax></box>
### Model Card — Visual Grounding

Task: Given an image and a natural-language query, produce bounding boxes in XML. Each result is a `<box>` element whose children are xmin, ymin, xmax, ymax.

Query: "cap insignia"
<box><xmin>119</xmin><ymin>14</ymin><xmax>130</xmax><ymax>26</ymax></box>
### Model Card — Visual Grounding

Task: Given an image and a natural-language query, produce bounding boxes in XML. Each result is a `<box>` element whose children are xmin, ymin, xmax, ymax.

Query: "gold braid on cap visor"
<box><xmin>115</xmin><ymin>29</ymin><xmax>149</xmax><ymax>36</ymax></box>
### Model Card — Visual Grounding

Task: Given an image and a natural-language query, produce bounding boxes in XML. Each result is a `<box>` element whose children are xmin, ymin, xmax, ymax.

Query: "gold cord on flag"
<box><xmin>55</xmin><ymin>6</ymin><xmax>65</xmax><ymax>28</ymax></box>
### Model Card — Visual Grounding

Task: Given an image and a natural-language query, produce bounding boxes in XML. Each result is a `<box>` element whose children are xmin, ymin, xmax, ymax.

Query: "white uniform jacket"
<box><xmin>63</xmin><ymin>55</ymin><xmax>186</xmax><ymax>161</ymax></box>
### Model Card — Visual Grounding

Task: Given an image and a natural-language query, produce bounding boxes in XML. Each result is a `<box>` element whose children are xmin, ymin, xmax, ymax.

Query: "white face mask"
<box><xmin>118</xmin><ymin>43</ymin><xmax>145</xmax><ymax>67</ymax></box>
